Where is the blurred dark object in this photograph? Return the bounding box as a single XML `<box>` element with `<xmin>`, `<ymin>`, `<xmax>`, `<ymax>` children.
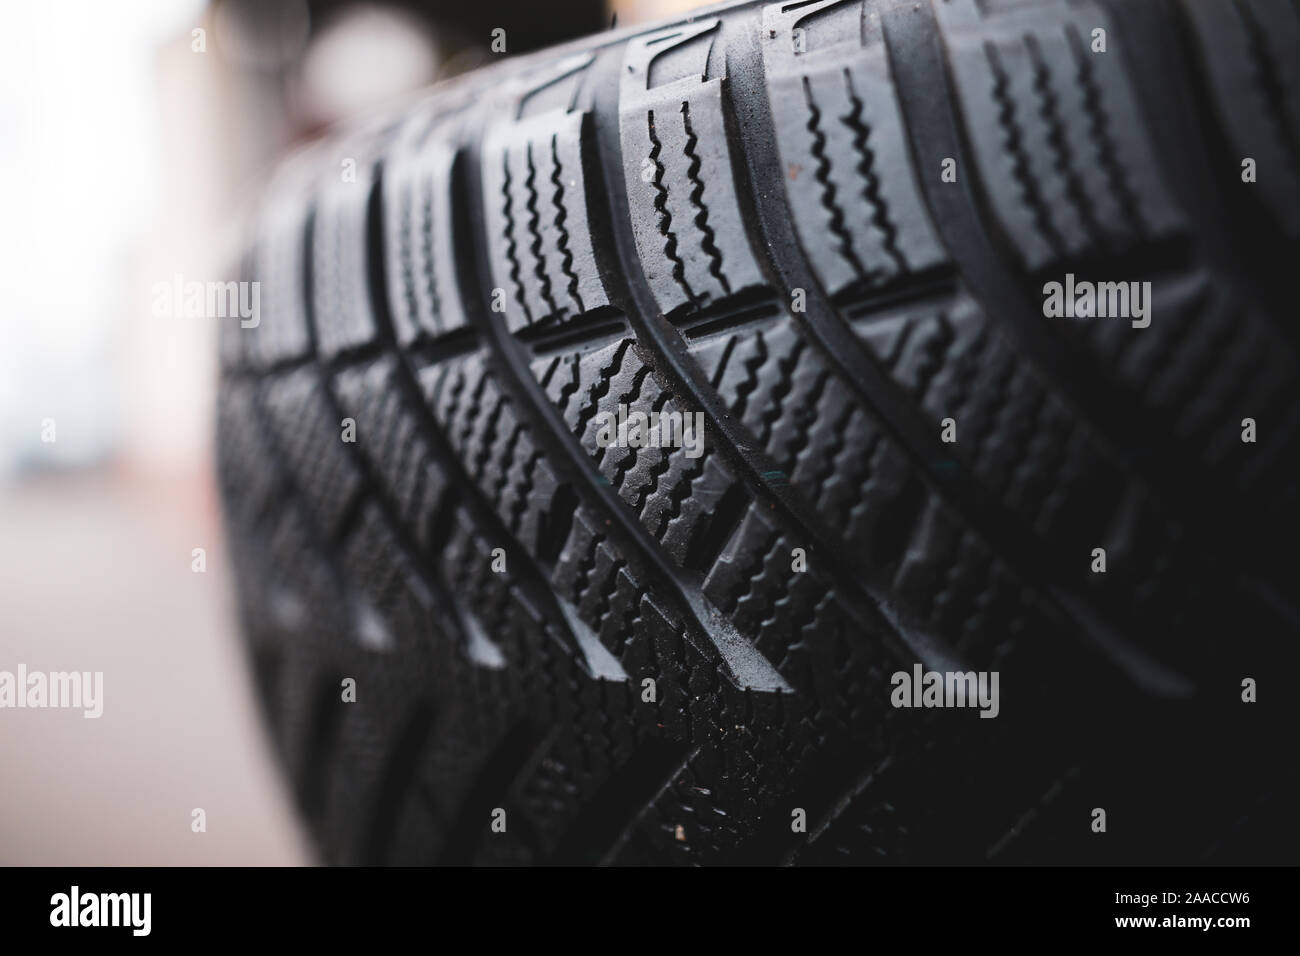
<box><xmin>351</xmin><ymin>0</ymin><xmax>609</xmax><ymax>53</ymax></box>
<box><xmin>216</xmin><ymin>0</ymin><xmax>608</xmax><ymax>65</ymax></box>
<box><xmin>210</xmin><ymin>0</ymin><xmax>609</xmax><ymax>148</ymax></box>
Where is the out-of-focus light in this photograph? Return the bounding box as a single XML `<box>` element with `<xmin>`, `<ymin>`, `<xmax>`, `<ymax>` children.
<box><xmin>297</xmin><ymin>5</ymin><xmax>439</xmax><ymax>129</ymax></box>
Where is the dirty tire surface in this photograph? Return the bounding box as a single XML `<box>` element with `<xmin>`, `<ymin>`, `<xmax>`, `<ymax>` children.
<box><xmin>218</xmin><ymin>0</ymin><xmax>1300</xmax><ymax>865</ymax></box>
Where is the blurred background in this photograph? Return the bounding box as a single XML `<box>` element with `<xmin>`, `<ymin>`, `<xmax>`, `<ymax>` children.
<box><xmin>0</xmin><ymin>0</ymin><xmax>705</xmax><ymax>865</ymax></box>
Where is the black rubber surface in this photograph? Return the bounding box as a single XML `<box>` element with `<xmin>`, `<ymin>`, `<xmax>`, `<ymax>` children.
<box><xmin>217</xmin><ymin>0</ymin><xmax>1300</xmax><ymax>865</ymax></box>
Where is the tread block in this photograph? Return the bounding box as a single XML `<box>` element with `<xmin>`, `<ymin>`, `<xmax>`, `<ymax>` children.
<box><xmin>383</xmin><ymin>129</ymin><xmax>470</xmax><ymax>344</ymax></box>
<box><xmin>246</xmin><ymin>196</ymin><xmax>314</xmax><ymax>367</ymax></box>
<box><xmin>260</xmin><ymin>367</ymin><xmax>365</xmax><ymax>541</ymax></box>
<box><xmin>482</xmin><ymin>109</ymin><xmax>613</xmax><ymax>331</ymax></box>
<box><xmin>338</xmin><ymin>503</ymin><xmax>434</xmax><ymax>653</ymax></box>
<box><xmin>1180</xmin><ymin>0</ymin><xmax>1300</xmax><ymax>237</ymax></box>
<box><xmin>762</xmin><ymin>0</ymin><xmax>950</xmax><ymax>298</ymax></box>
<box><xmin>855</xmin><ymin>294</ymin><xmax>1126</xmax><ymax>545</ymax></box>
<box><xmin>1088</xmin><ymin>274</ymin><xmax>1298</xmax><ymax>508</ymax></box>
<box><xmin>620</xmin><ymin>20</ymin><xmax>766</xmax><ymax>314</ymax></box>
<box><xmin>532</xmin><ymin>338</ymin><xmax>749</xmax><ymax>570</ymax></box>
<box><xmin>311</xmin><ymin>171</ymin><xmax>380</xmax><ymax>357</ymax></box>
<box><xmin>216</xmin><ymin>385</ymin><xmax>287</xmax><ymax>529</ymax></box>
<box><xmin>933</xmin><ymin>0</ymin><xmax>1185</xmax><ymax>270</ymax></box>
<box><xmin>334</xmin><ymin>357</ymin><xmax>453</xmax><ymax>555</ymax></box>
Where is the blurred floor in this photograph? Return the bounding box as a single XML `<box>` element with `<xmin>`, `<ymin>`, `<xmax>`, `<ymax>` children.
<box><xmin>0</xmin><ymin>467</ymin><xmax>310</xmax><ymax>865</ymax></box>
